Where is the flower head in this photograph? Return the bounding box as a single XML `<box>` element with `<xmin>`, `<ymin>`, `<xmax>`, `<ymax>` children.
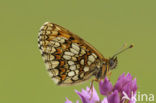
<box><xmin>99</xmin><ymin>77</ymin><xmax>113</xmax><ymax>96</ymax></box>
<box><xmin>66</xmin><ymin>73</ymin><xmax>137</xmax><ymax>103</ymax></box>
<box><xmin>65</xmin><ymin>97</ymin><xmax>79</xmax><ymax>103</ymax></box>
<box><xmin>99</xmin><ymin>73</ymin><xmax>137</xmax><ymax>103</ymax></box>
<box><xmin>65</xmin><ymin>98</ymin><xmax>73</xmax><ymax>103</ymax></box>
<box><xmin>75</xmin><ymin>86</ymin><xmax>100</xmax><ymax>103</ymax></box>
<box><xmin>107</xmin><ymin>90</ymin><xmax>120</xmax><ymax>103</ymax></box>
<box><xmin>114</xmin><ymin>73</ymin><xmax>137</xmax><ymax>98</ymax></box>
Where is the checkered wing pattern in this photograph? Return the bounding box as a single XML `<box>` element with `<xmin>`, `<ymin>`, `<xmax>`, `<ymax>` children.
<box><xmin>38</xmin><ymin>22</ymin><xmax>105</xmax><ymax>86</ymax></box>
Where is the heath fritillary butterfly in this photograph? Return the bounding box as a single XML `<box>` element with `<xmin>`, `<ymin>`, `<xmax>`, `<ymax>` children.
<box><xmin>38</xmin><ymin>22</ymin><xmax>133</xmax><ymax>86</ymax></box>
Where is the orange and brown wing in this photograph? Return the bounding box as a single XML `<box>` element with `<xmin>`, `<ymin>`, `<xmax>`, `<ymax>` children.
<box><xmin>38</xmin><ymin>22</ymin><xmax>104</xmax><ymax>86</ymax></box>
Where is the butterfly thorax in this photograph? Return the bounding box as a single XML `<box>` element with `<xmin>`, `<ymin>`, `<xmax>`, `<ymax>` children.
<box><xmin>95</xmin><ymin>57</ymin><xmax>118</xmax><ymax>80</ymax></box>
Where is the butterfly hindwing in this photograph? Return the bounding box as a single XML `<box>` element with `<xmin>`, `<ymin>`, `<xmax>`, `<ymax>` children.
<box><xmin>38</xmin><ymin>22</ymin><xmax>104</xmax><ymax>86</ymax></box>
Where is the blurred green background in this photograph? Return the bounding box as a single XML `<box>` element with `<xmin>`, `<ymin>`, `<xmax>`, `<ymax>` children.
<box><xmin>0</xmin><ymin>0</ymin><xmax>156</xmax><ymax>103</ymax></box>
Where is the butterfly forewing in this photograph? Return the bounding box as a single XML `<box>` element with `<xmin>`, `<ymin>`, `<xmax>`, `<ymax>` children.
<box><xmin>38</xmin><ymin>22</ymin><xmax>105</xmax><ymax>86</ymax></box>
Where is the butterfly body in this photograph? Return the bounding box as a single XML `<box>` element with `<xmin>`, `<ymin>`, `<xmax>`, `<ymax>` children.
<box><xmin>38</xmin><ymin>22</ymin><xmax>118</xmax><ymax>86</ymax></box>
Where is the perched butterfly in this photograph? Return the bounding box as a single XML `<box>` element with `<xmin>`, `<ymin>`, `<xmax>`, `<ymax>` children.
<box><xmin>38</xmin><ymin>22</ymin><xmax>133</xmax><ymax>86</ymax></box>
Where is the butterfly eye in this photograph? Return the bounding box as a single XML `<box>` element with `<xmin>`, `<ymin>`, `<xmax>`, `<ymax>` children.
<box><xmin>109</xmin><ymin>57</ymin><xmax>117</xmax><ymax>70</ymax></box>
<box><xmin>109</xmin><ymin>60</ymin><xmax>114</xmax><ymax>66</ymax></box>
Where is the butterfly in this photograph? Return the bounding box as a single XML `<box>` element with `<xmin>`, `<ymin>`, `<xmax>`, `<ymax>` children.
<box><xmin>38</xmin><ymin>22</ymin><xmax>133</xmax><ymax>86</ymax></box>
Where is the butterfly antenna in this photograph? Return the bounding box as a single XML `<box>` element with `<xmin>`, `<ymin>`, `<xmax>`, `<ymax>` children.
<box><xmin>112</xmin><ymin>43</ymin><xmax>134</xmax><ymax>58</ymax></box>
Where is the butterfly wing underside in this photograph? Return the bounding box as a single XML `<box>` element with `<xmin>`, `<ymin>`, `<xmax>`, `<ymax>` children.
<box><xmin>38</xmin><ymin>22</ymin><xmax>105</xmax><ymax>86</ymax></box>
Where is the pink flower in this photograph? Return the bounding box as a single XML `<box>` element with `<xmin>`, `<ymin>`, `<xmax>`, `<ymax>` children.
<box><xmin>65</xmin><ymin>73</ymin><xmax>137</xmax><ymax>103</ymax></box>
<box><xmin>75</xmin><ymin>86</ymin><xmax>100</xmax><ymax>103</ymax></box>
<box><xmin>114</xmin><ymin>73</ymin><xmax>137</xmax><ymax>98</ymax></box>
<box><xmin>107</xmin><ymin>90</ymin><xmax>120</xmax><ymax>103</ymax></box>
<box><xmin>65</xmin><ymin>98</ymin><xmax>79</xmax><ymax>103</ymax></box>
<box><xmin>99</xmin><ymin>77</ymin><xmax>113</xmax><ymax>96</ymax></box>
<box><xmin>99</xmin><ymin>73</ymin><xmax>137</xmax><ymax>103</ymax></box>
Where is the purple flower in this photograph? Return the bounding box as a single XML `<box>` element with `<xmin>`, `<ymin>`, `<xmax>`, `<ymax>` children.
<box><xmin>99</xmin><ymin>77</ymin><xmax>113</xmax><ymax>96</ymax></box>
<box><xmin>101</xmin><ymin>98</ymin><xmax>108</xmax><ymax>103</ymax></box>
<box><xmin>75</xmin><ymin>86</ymin><xmax>100</xmax><ymax>103</ymax></box>
<box><xmin>114</xmin><ymin>73</ymin><xmax>137</xmax><ymax>98</ymax></box>
<box><xmin>65</xmin><ymin>98</ymin><xmax>79</xmax><ymax>103</ymax></box>
<box><xmin>99</xmin><ymin>73</ymin><xmax>137</xmax><ymax>103</ymax></box>
<box><xmin>65</xmin><ymin>98</ymin><xmax>72</xmax><ymax>103</ymax></box>
<box><xmin>107</xmin><ymin>90</ymin><xmax>120</xmax><ymax>103</ymax></box>
<box><xmin>66</xmin><ymin>73</ymin><xmax>137</xmax><ymax>103</ymax></box>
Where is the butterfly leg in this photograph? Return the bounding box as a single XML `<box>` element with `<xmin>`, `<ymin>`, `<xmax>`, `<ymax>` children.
<box><xmin>89</xmin><ymin>78</ymin><xmax>98</xmax><ymax>100</ymax></box>
<box><xmin>89</xmin><ymin>78</ymin><xmax>98</xmax><ymax>92</ymax></box>
<box><xmin>107</xmin><ymin>71</ymin><xmax>112</xmax><ymax>80</ymax></box>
